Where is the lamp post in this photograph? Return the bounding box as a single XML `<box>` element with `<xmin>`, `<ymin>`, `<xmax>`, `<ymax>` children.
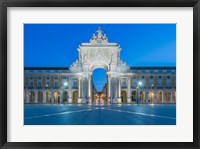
<box><xmin>62</xmin><ymin>82</ymin><xmax>67</xmax><ymax>104</ymax></box>
<box><xmin>151</xmin><ymin>84</ymin><xmax>154</xmax><ymax>90</ymax></box>
<box><xmin>136</xmin><ymin>81</ymin><xmax>142</xmax><ymax>105</ymax></box>
<box><xmin>151</xmin><ymin>92</ymin><xmax>154</xmax><ymax>104</ymax></box>
<box><xmin>151</xmin><ymin>84</ymin><xmax>154</xmax><ymax>104</ymax></box>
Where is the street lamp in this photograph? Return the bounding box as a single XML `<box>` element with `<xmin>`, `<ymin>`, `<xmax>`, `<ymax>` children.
<box><xmin>62</xmin><ymin>82</ymin><xmax>68</xmax><ymax>104</ymax></box>
<box><xmin>151</xmin><ymin>84</ymin><xmax>154</xmax><ymax>89</ymax></box>
<box><xmin>150</xmin><ymin>84</ymin><xmax>154</xmax><ymax>104</ymax></box>
<box><xmin>136</xmin><ymin>81</ymin><xmax>142</xmax><ymax>105</ymax></box>
<box><xmin>151</xmin><ymin>93</ymin><xmax>154</xmax><ymax>104</ymax></box>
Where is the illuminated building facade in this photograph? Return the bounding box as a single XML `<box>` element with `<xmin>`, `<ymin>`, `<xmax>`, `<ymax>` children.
<box><xmin>24</xmin><ymin>28</ymin><xmax>176</xmax><ymax>104</ymax></box>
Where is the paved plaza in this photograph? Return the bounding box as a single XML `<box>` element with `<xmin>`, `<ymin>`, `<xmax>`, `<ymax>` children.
<box><xmin>24</xmin><ymin>104</ymin><xmax>176</xmax><ymax>125</ymax></box>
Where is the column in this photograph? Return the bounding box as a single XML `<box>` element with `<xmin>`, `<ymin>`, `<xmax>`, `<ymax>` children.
<box><xmin>162</xmin><ymin>92</ymin><xmax>165</xmax><ymax>103</ymax></box>
<box><xmin>82</xmin><ymin>77</ymin><xmax>87</xmax><ymax>103</ymax></box>
<box><xmin>88</xmin><ymin>74</ymin><xmax>92</xmax><ymax>103</ymax></box>
<box><xmin>117</xmin><ymin>77</ymin><xmax>122</xmax><ymax>103</ymax></box>
<box><xmin>51</xmin><ymin>92</ymin><xmax>54</xmax><ymax>104</ymax></box>
<box><xmin>137</xmin><ymin>90</ymin><xmax>140</xmax><ymax>104</ymax></box>
<box><xmin>127</xmin><ymin>77</ymin><xmax>131</xmax><ymax>103</ymax></box>
<box><xmin>26</xmin><ymin>91</ymin><xmax>30</xmax><ymax>103</ymax></box>
<box><xmin>172</xmin><ymin>92</ymin><xmax>175</xmax><ymax>103</ymax></box>
<box><xmin>107</xmin><ymin>74</ymin><xmax>111</xmax><ymax>103</ymax></box>
<box><xmin>43</xmin><ymin>91</ymin><xmax>46</xmax><ymax>103</ymax></box>
<box><xmin>68</xmin><ymin>78</ymin><xmax>72</xmax><ymax>103</ymax></box>
<box><xmin>170</xmin><ymin>92</ymin><xmax>173</xmax><ymax>103</ymax></box>
<box><xmin>145</xmin><ymin>92</ymin><xmax>148</xmax><ymax>104</ymax></box>
<box><xmin>115</xmin><ymin>79</ymin><xmax>118</xmax><ymax>101</ymax></box>
<box><xmin>60</xmin><ymin>92</ymin><xmax>63</xmax><ymax>104</ymax></box>
<box><xmin>110</xmin><ymin>78</ymin><xmax>113</xmax><ymax>103</ymax></box>
<box><xmin>154</xmin><ymin>92</ymin><xmax>157</xmax><ymax>104</ymax></box>
<box><xmin>78</xmin><ymin>78</ymin><xmax>82</xmax><ymax>103</ymax></box>
<box><xmin>34</xmin><ymin>91</ymin><xmax>38</xmax><ymax>103</ymax></box>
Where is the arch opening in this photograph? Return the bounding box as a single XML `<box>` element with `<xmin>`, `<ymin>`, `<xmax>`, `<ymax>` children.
<box><xmin>38</xmin><ymin>91</ymin><xmax>43</xmax><ymax>104</ymax></box>
<box><xmin>92</xmin><ymin>68</ymin><xmax>107</xmax><ymax>104</ymax></box>
<box><xmin>121</xmin><ymin>91</ymin><xmax>127</xmax><ymax>103</ymax></box>
<box><xmin>140</xmin><ymin>91</ymin><xmax>145</xmax><ymax>104</ymax></box>
<box><xmin>54</xmin><ymin>91</ymin><xmax>60</xmax><ymax>104</ymax></box>
<box><xmin>72</xmin><ymin>90</ymin><xmax>78</xmax><ymax>103</ymax></box>
<box><xmin>132</xmin><ymin>90</ymin><xmax>137</xmax><ymax>103</ymax></box>
<box><xmin>165</xmin><ymin>91</ymin><xmax>172</xmax><ymax>103</ymax></box>
<box><xmin>46</xmin><ymin>91</ymin><xmax>51</xmax><ymax>104</ymax></box>
<box><xmin>29</xmin><ymin>91</ymin><xmax>35</xmax><ymax>104</ymax></box>
<box><xmin>157</xmin><ymin>91</ymin><xmax>163</xmax><ymax>103</ymax></box>
<box><xmin>148</xmin><ymin>90</ymin><xmax>154</xmax><ymax>104</ymax></box>
<box><xmin>63</xmin><ymin>91</ymin><xmax>68</xmax><ymax>103</ymax></box>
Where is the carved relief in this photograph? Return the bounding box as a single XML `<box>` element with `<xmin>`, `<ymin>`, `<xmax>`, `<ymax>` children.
<box><xmin>83</xmin><ymin>53</ymin><xmax>88</xmax><ymax>64</ymax></box>
<box><xmin>97</xmin><ymin>49</ymin><xmax>102</xmax><ymax>60</ymax></box>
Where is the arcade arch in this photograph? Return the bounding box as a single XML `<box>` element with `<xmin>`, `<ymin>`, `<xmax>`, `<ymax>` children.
<box><xmin>121</xmin><ymin>91</ymin><xmax>127</xmax><ymax>103</ymax></box>
<box><xmin>148</xmin><ymin>90</ymin><xmax>154</xmax><ymax>104</ymax></box>
<box><xmin>72</xmin><ymin>90</ymin><xmax>78</xmax><ymax>103</ymax></box>
<box><xmin>140</xmin><ymin>91</ymin><xmax>145</xmax><ymax>103</ymax></box>
<box><xmin>157</xmin><ymin>90</ymin><xmax>163</xmax><ymax>103</ymax></box>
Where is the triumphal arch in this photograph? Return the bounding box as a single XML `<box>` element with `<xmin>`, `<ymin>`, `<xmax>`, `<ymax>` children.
<box><xmin>24</xmin><ymin>27</ymin><xmax>176</xmax><ymax>104</ymax></box>
<box><xmin>69</xmin><ymin>27</ymin><xmax>131</xmax><ymax>104</ymax></box>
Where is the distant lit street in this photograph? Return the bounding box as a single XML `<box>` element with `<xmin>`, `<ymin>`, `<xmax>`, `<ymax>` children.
<box><xmin>24</xmin><ymin>104</ymin><xmax>176</xmax><ymax>125</ymax></box>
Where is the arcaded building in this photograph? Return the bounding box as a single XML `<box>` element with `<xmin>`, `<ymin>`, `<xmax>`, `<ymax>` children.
<box><xmin>24</xmin><ymin>28</ymin><xmax>176</xmax><ymax>104</ymax></box>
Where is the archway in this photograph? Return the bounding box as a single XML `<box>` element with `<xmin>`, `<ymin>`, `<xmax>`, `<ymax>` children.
<box><xmin>29</xmin><ymin>91</ymin><xmax>35</xmax><ymax>103</ymax></box>
<box><xmin>148</xmin><ymin>90</ymin><xmax>154</xmax><ymax>104</ymax></box>
<box><xmin>24</xmin><ymin>91</ymin><xmax>26</xmax><ymax>103</ymax></box>
<box><xmin>92</xmin><ymin>68</ymin><xmax>107</xmax><ymax>104</ymax></box>
<box><xmin>174</xmin><ymin>91</ymin><xmax>176</xmax><ymax>103</ymax></box>
<box><xmin>38</xmin><ymin>91</ymin><xmax>43</xmax><ymax>104</ymax></box>
<box><xmin>46</xmin><ymin>91</ymin><xmax>51</xmax><ymax>104</ymax></box>
<box><xmin>140</xmin><ymin>91</ymin><xmax>145</xmax><ymax>103</ymax></box>
<box><xmin>54</xmin><ymin>91</ymin><xmax>60</xmax><ymax>104</ymax></box>
<box><xmin>165</xmin><ymin>91</ymin><xmax>172</xmax><ymax>103</ymax></box>
<box><xmin>121</xmin><ymin>91</ymin><xmax>127</xmax><ymax>103</ymax></box>
<box><xmin>157</xmin><ymin>90</ymin><xmax>163</xmax><ymax>103</ymax></box>
<box><xmin>62</xmin><ymin>91</ymin><xmax>68</xmax><ymax>103</ymax></box>
<box><xmin>72</xmin><ymin>90</ymin><xmax>78</xmax><ymax>103</ymax></box>
<box><xmin>132</xmin><ymin>90</ymin><xmax>137</xmax><ymax>103</ymax></box>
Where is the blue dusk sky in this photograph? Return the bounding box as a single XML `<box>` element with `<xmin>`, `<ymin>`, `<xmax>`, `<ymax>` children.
<box><xmin>24</xmin><ymin>24</ymin><xmax>176</xmax><ymax>91</ymax></box>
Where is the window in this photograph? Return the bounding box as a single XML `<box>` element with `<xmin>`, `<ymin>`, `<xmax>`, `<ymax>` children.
<box><xmin>121</xmin><ymin>79</ymin><xmax>126</xmax><ymax>88</ymax></box>
<box><xmin>46</xmin><ymin>76</ymin><xmax>50</xmax><ymax>80</ymax></box>
<box><xmin>133</xmin><ymin>76</ymin><xmax>136</xmax><ymax>79</ymax></box>
<box><xmin>158</xmin><ymin>80</ymin><xmax>162</xmax><ymax>87</ymax></box>
<box><xmin>167</xmin><ymin>76</ymin><xmax>171</xmax><ymax>79</ymax></box>
<box><xmin>62</xmin><ymin>76</ymin><xmax>67</xmax><ymax>79</ymax></box>
<box><xmin>159</xmin><ymin>76</ymin><xmax>162</xmax><ymax>79</ymax></box>
<box><xmin>38</xmin><ymin>76</ymin><xmax>41</xmax><ymax>80</ymax></box>
<box><xmin>46</xmin><ymin>82</ymin><xmax>50</xmax><ymax>87</ymax></box>
<box><xmin>38</xmin><ymin>82</ymin><xmax>42</xmax><ymax>87</ymax></box>
<box><xmin>30</xmin><ymin>82</ymin><xmax>33</xmax><ymax>87</ymax></box>
<box><xmin>73</xmin><ymin>80</ymin><xmax>78</xmax><ymax>88</ymax></box>
<box><xmin>133</xmin><ymin>81</ymin><xmax>137</xmax><ymax>87</ymax></box>
<box><xmin>142</xmin><ymin>76</ymin><xmax>145</xmax><ymax>79</ymax></box>
<box><xmin>55</xmin><ymin>76</ymin><xmax>58</xmax><ymax>80</ymax></box>
<box><xmin>55</xmin><ymin>82</ymin><xmax>58</xmax><ymax>88</ymax></box>
<box><xmin>150</xmin><ymin>76</ymin><xmax>153</xmax><ymax>79</ymax></box>
<box><xmin>30</xmin><ymin>76</ymin><xmax>33</xmax><ymax>80</ymax></box>
<box><xmin>166</xmin><ymin>80</ymin><xmax>171</xmax><ymax>87</ymax></box>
